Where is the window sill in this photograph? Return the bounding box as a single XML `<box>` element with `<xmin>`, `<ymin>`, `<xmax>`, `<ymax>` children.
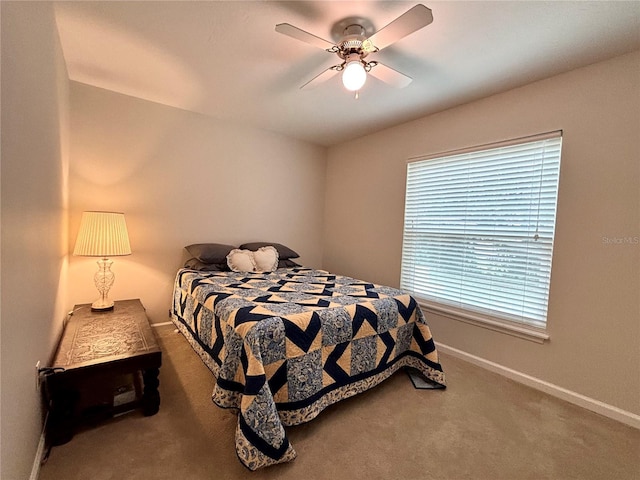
<box><xmin>418</xmin><ymin>301</ymin><xmax>550</xmax><ymax>344</ymax></box>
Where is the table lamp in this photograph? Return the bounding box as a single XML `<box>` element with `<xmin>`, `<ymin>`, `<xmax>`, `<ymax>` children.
<box><xmin>73</xmin><ymin>211</ymin><xmax>132</xmax><ymax>311</ymax></box>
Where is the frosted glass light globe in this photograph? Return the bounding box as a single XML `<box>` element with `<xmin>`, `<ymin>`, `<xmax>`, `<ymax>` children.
<box><xmin>342</xmin><ymin>61</ymin><xmax>367</xmax><ymax>91</ymax></box>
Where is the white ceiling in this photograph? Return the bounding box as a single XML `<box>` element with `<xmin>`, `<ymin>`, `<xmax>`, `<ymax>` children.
<box><xmin>54</xmin><ymin>1</ymin><xmax>640</xmax><ymax>147</ymax></box>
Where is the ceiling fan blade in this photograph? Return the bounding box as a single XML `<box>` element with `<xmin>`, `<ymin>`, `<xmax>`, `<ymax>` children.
<box><xmin>300</xmin><ymin>66</ymin><xmax>339</xmax><ymax>90</ymax></box>
<box><xmin>275</xmin><ymin>23</ymin><xmax>336</xmax><ymax>51</ymax></box>
<box><xmin>368</xmin><ymin>62</ymin><xmax>412</xmax><ymax>88</ymax></box>
<box><xmin>365</xmin><ymin>4</ymin><xmax>433</xmax><ymax>51</ymax></box>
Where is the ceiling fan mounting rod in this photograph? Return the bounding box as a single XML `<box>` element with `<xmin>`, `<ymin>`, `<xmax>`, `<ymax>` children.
<box><xmin>343</xmin><ymin>23</ymin><xmax>366</xmax><ymax>37</ymax></box>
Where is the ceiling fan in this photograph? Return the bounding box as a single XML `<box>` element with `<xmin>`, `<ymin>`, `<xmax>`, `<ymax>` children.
<box><xmin>275</xmin><ymin>4</ymin><xmax>433</xmax><ymax>96</ymax></box>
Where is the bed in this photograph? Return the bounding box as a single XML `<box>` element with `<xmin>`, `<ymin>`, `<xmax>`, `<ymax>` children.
<box><xmin>171</xmin><ymin>244</ymin><xmax>446</xmax><ymax>470</ymax></box>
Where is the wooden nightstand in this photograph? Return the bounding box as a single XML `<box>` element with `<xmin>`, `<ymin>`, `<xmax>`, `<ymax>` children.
<box><xmin>45</xmin><ymin>299</ymin><xmax>162</xmax><ymax>445</ymax></box>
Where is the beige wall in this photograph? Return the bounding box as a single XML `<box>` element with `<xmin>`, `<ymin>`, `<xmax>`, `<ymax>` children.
<box><xmin>68</xmin><ymin>83</ymin><xmax>326</xmax><ymax>324</ymax></box>
<box><xmin>0</xmin><ymin>2</ymin><xmax>70</xmax><ymax>478</ymax></box>
<box><xmin>324</xmin><ymin>51</ymin><xmax>640</xmax><ymax>415</ymax></box>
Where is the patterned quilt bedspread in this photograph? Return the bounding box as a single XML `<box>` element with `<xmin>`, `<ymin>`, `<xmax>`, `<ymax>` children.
<box><xmin>171</xmin><ymin>267</ymin><xmax>446</xmax><ymax>470</ymax></box>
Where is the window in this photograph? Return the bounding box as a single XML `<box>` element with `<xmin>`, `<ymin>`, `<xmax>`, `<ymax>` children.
<box><xmin>401</xmin><ymin>131</ymin><xmax>562</xmax><ymax>333</ymax></box>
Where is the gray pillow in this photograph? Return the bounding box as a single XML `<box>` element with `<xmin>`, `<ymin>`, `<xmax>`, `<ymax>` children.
<box><xmin>184</xmin><ymin>243</ymin><xmax>237</xmax><ymax>264</ymax></box>
<box><xmin>278</xmin><ymin>259</ymin><xmax>301</xmax><ymax>268</ymax></box>
<box><xmin>184</xmin><ymin>257</ymin><xmax>230</xmax><ymax>271</ymax></box>
<box><xmin>239</xmin><ymin>242</ymin><xmax>299</xmax><ymax>259</ymax></box>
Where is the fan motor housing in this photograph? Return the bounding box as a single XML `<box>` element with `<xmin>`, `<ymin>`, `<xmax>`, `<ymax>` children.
<box><xmin>331</xmin><ymin>16</ymin><xmax>375</xmax><ymax>61</ymax></box>
<box><xmin>337</xmin><ymin>26</ymin><xmax>369</xmax><ymax>60</ymax></box>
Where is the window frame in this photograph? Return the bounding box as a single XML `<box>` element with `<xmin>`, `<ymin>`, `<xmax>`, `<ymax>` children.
<box><xmin>401</xmin><ymin>131</ymin><xmax>562</xmax><ymax>342</ymax></box>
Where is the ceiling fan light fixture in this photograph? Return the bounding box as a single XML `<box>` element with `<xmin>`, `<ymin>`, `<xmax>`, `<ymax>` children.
<box><xmin>342</xmin><ymin>59</ymin><xmax>367</xmax><ymax>91</ymax></box>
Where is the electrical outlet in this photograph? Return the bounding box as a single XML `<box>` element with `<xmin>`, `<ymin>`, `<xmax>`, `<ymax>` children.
<box><xmin>35</xmin><ymin>361</ymin><xmax>41</xmax><ymax>391</ymax></box>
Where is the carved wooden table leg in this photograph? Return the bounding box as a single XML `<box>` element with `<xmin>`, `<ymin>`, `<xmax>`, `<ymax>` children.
<box><xmin>142</xmin><ymin>367</ymin><xmax>160</xmax><ymax>416</ymax></box>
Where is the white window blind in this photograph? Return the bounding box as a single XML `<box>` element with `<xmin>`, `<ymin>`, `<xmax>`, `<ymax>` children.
<box><xmin>401</xmin><ymin>132</ymin><xmax>562</xmax><ymax>329</ymax></box>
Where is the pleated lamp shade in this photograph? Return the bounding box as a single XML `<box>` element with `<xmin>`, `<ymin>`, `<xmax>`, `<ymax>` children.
<box><xmin>73</xmin><ymin>211</ymin><xmax>132</xmax><ymax>257</ymax></box>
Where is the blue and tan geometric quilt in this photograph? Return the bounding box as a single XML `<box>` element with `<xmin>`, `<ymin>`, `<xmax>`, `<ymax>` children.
<box><xmin>171</xmin><ymin>267</ymin><xmax>446</xmax><ymax>470</ymax></box>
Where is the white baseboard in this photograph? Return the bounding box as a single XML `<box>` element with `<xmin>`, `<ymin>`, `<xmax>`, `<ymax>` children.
<box><xmin>151</xmin><ymin>321</ymin><xmax>173</xmax><ymax>328</ymax></box>
<box><xmin>436</xmin><ymin>342</ymin><xmax>640</xmax><ymax>430</ymax></box>
<box><xmin>29</xmin><ymin>416</ymin><xmax>47</xmax><ymax>480</ymax></box>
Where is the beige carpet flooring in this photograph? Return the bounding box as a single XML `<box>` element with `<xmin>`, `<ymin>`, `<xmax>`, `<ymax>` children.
<box><xmin>39</xmin><ymin>325</ymin><xmax>639</xmax><ymax>480</ymax></box>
